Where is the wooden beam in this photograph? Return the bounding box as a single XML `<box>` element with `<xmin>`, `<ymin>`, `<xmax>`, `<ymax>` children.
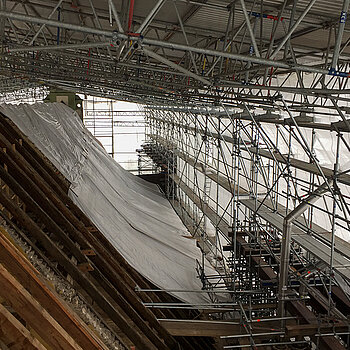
<box><xmin>0</xmin><ymin>161</ymin><xmax>92</xmax><ymax>263</ymax></box>
<box><xmin>0</xmin><ymin>229</ymin><xmax>109</xmax><ymax>350</ymax></box>
<box><xmin>288</xmin><ymin>301</ymin><xmax>347</xmax><ymax>350</ymax></box>
<box><xmin>160</xmin><ymin>319</ymin><xmax>241</xmax><ymax>337</ymax></box>
<box><xmin>0</xmin><ymin>188</ymin><xmax>156</xmax><ymax>350</ymax></box>
<box><xmin>159</xmin><ymin>319</ymin><xmax>285</xmax><ymax>337</ymax></box>
<box><xmin>0</xmin><ymin>263</ymin><xmax>83</xmax><ymax>350</ymax></box>
<box><xmin>0</xmin><ymin>152</ymin><xmax>177</xmax><ymax>350</ymax></box>
<box><xmin>0</xmin><ymin>303</ymin><xmax>47</xmax><ymax>350</ymax></box>
<box><xmin>286</xmin><ymin>323</ymin><xmax>349</xmax><ymax>337</ymax></box>
<box><xmin>0</xmin><ymin>155</ymin><xmax>170</xmax><ymax>350</ymax></box>
<box><xmin>0</xmin><ymin>116</ymin><xmax>69</xmax><ymax>193</ymax></box>
<box><xmin>0</xmin><ymin>128</ymin><xmax>180</xmax><ymax>349</ymax></box>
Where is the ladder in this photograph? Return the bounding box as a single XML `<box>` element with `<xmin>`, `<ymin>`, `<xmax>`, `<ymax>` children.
<box><xmin>199</xmin><ymin>136</ymin><xmax>213</xmax><ymax>237</ymax></box>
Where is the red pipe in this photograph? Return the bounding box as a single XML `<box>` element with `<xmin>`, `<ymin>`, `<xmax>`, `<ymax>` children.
<box><xmin>128</xmin><ymin>0</ymin><xmax>135</xmax><ymax>33</ymax></box>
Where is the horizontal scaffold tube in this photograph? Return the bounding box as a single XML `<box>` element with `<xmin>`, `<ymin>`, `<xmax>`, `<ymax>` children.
<box><xmin>0</xmin><ymin>11</ymin><xmax>348</xmax><ymax>78</ymax></box>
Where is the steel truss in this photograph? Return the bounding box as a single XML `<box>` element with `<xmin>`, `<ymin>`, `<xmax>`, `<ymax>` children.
<box><xmin>1</xmin><ymin>0</ymin><xmax>350</xmax><ymax>103</ymax></box>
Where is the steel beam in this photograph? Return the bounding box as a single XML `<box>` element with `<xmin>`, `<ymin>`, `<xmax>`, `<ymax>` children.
<box><xmin>28</xmin><ymin>0</ymin><xmax>63</xmax><ymax>45</ymax></box>
<box><xmin>331</xmin><ymin>0</ymin><xmax>350</xmax><ymax>69</ymax></box>
<box><xmin>270</xmin><ymin>0</ymin><xmax>317</xmax><ymax>60</ymax></box>
<box><xmin>278</xmin><ymin>181</ymin><xmax>333</xmax><ymax>323</ymax></box>
<box><xmin>108</xmin><ymin>0</ymin><xmax>124</xmax><ymax>33</ymax></box>
<box><xmin>0</xmin><ymin>11</ymin><xmax>348</xmax><ymax>77</ymax></box>
<box><xmin>143</xmin><ymin>47</ymin><xmax>211</xmax><ymax>85</ymax></box>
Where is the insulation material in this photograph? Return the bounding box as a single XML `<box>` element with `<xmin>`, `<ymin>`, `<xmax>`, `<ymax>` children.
<box><xmin>0</xmin><ymin>102</ymin><xmax>213</xmax><ymax>304</ymax></box>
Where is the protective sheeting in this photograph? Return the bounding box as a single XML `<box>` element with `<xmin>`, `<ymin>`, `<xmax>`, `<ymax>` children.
<box><xmin>0</xmin><ymin>102</ymin><xmax>212</xmax><ymax>304</ymax></box>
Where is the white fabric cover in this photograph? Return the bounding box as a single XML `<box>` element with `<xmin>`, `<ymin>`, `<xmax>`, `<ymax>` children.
<box><xmin>0</xmin><ymin>102</ymin><xmax>211</xmax><ymax>304</ymax></box>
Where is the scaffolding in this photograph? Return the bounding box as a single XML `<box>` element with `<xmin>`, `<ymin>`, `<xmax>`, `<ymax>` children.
<box><xmin>82</xmin><ymin>97</ymin><xmax>151</xmax><ymax>173</ymax></box>
<box><xmin>2</xmin><ymin>0</ymin><xmax>350</xmax><ymax>347</ymax></box>
<box><xmin>141</xmin><ymin>95</ymin><xmax>350</xmax><ymax>348</ymax></box>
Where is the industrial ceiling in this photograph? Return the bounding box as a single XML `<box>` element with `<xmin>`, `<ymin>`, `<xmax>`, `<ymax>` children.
<box><xmin>0</xmin><ymin>0</ymin><xmax>349</xmax><ymax>108</ymax></box>
<box><xmin>1</xmin><ymin>1</ymin><xmax>350</xmax><ymax>349</ymax></box>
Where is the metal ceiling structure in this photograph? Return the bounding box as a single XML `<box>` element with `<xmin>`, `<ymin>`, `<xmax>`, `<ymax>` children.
<box><xmin>1</xmin><ymin>0</ymin><xmax>350</xmax><ymax>349</ymax></box>
<box><xmin>1</xmin><ymin>0</ymin><xmax>350</xmax><ymax>103</ymax></box>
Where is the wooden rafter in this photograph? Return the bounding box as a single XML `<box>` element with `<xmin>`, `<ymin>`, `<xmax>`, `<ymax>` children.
<box><xmin>0</xmin><ymin>303</ymin><xmax>47</xmax><ymax>350</ymax></box>
<box><xmin>0</xmin><ymin>263</ymin><xmax>83</xmax><ymax>350</ymax></box>
<box><xmin>0</xmin><ymin>229</ymin><xmax>109</xmax><ymax>350</ymax></box>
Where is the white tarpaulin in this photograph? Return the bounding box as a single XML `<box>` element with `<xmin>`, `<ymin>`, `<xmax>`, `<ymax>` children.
<box><xmin>0</xmin><ymin>102</ymin><xmax>212</xmax><ymax>304</ymax></box>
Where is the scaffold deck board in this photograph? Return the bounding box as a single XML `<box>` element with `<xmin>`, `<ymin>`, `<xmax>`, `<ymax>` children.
<box><xmin>292</xmin><ymin>234</ymin><xmax>350</xmax><ymax>281</ymax></box>
<box><xmin>170</xmin><ymin>174</ymin><xmax>230</xmax><ymax>236</ymax></box>
<box><xmin>240</xmin><ymin>198</ymin><xmax>310</xmax><ymax>235</ymax></box>
<box><xmin>250</xmin><ymin>147</ymin><xmax>350</xmax><ymax>187</ymax></box>
<box><xmin>240</xmin><ymin>198</ymin><xmax>350</xmax><ymax>280</ymax></box>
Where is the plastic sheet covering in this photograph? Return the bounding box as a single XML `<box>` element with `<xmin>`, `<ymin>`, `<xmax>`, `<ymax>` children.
<box><xmin>0</xmin><ymin>102</ymin><xmax>214</xmax><ymax>304</ymax></box>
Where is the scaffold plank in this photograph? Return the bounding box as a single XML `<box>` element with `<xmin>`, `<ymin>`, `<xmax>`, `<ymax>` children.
<box><xmin>240</xmin><ymin>198</ymin><xmax>350</xmax><ymax>281</ymax></box>
<box><xmin>250</xmin><ymin>147</ymin><xmax>350</xmax><ymax>186</ymax></box>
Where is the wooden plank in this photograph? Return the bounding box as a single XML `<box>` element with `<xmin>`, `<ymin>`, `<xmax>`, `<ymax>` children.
<box><xmin>0</xmin><ymin>303</ymin><xmax>47</xmax><ymax>350</ymax></box>
<box><xmin>0</xmin><ymin>143</ymin><xmax>91</xmax><ymax>251</ymax></box>
<box><xmin>0</xmin><ymin>151</ymin><xmax>175</xmax><ymax>350</ymax></box>
<box><xmin>0</xmin><ymin>189</ymin><xmax>156</xmax><ymax>350</ymax></box>
<box><xmin>0</xmin><ymin>263</ymin><xmax>83</xmax><ymax>350</ymax></box>
<box><xmin>0</xmin><ymin>161</ymin><xmax>91</xmax><ymax>263</ymax></box>
<box><xmin>286</xmin><ymin>323</ymin><xmax>349</xmax><ymax>337</ymax></box>
<box><xmin>0</xmin><ymin>116</ymin><xmax>69</xmax><ymax>192</ymax></box>
<box><xmin>159</xmin><ymin>319</ymin><xmax>241</xmax><ymax>337</ymax></box>
<box><xmin>159</xmin><ymin>319</ymin><xmax>286</xmax><ymax>338</ymax></box>
<box><xmin>0</xmin><ymin>230</ymin><xmax>109</xmax><ymax>350</ymax></box>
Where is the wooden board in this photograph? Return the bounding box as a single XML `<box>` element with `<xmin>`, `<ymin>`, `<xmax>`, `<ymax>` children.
<box><xmin>0</xmin><ymin>263</ymin><xmax>83</xmax><ymax>350</ymax></box>
<box><xmin>0</xmin><ymin>230</ymin><xmax>108</xmax><ymax>350</ymax></box>
<box><xmin>0</xmin><ymin>303</ymin><xmax>47</xmax><ymax>350</ymax></box>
